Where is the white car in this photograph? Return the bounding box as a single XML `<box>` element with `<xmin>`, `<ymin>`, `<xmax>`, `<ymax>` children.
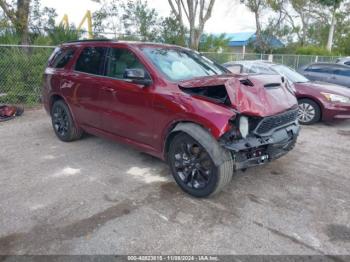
<box><xmin>336</xmin><ymin>57</ymin><xmax>350</xmax><ymax>66</ymax></box>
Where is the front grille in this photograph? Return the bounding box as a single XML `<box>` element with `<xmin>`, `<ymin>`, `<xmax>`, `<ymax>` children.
<box><xmin>255</xmin><ymin>109</ymin><xmax>298</xmax><ymax>135</ymax></box>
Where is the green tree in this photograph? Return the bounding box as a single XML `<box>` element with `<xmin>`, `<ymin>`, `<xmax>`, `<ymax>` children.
<box><xmin>243</xmin><ymin>0</ymin><xmax>268</xmax><ymax>51</ymax></box>
<box><xmin>317</xmin><ymin>0</ymin><xmax>344</xmax><ymax>51</ymax></box>
<box><xmin>29</xmin><ymin>0</ymin><xmax>57</xmax><ymax>34</ymax></box>
<box><xmin>0</xmin><ymin>0</ymin><xmax>31</xmax><ymax>45</ymax></box>
<box><xmin>122</xmin><ymin>0</ymin><xmax>161</xmax><ymax>41</ymax></box>
<box><xmin>46</xmin><ymin>25</ymin><xmax>82</xmax><ymax>45</ymax></box>
<box><xmin>160</xmin><ymin>15</ymin><xmax>187</xmax><ymax>46</ymax></box>
<box><xmin>92</xmin><ymin>0</ymin><xmax>122</xmax><ymax>38</ymax></box>
<box><xmin>199</xmin><ymin>33</ymin><xmax>230</xmax><ymax>52</ymax></box>
<box><xmin>168</xmin><ymin>0</ymin><xmax>216</xmax><ymax>50</ymax></box>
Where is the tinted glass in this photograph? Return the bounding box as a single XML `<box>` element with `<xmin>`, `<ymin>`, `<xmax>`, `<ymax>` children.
<box><xmin>334</xmin><ymin>69</ymin><xmax>350</xmax><ymax>77</ymax></box>
<box><xmin>142</xmin><ymin>48</ymin><xmax>227</xmax><ymax>81</ymax></box>
<box><xmin>50</xmin><ymin>48</ymin><xmax>75</xmax><ymax>68</ymax></box>
<box><xmin>75</xmin><ymin>47</ymin><xmax>107</xmax><ymax>75</ymax></box>
<box><xmin>345</xmin><ymin>61</ymin><xmax>350</xmax><ymax>66</ymax></box>
<box><xmin>305</xmin><ymin>65</ymin><xmax>334</xmax><ymax>74</ymax></box>
<box><xmin>105</xmin><ymin>48</ymin><xmax>146</xmax><ymax>79</ymax></box>
<box><xmin>250</xmin><ymin>65</ymin><xmax>276</xmax><ymax>74</ymax></box>
<box><xmin>237</xmin><ymin>62</ymin><xmax>276</xmax><ymax>75</ymax></box>
<box><xmin>272</xmin><ymin>65</ymin><xmax>309</xmax><ymax>83</ymax></box>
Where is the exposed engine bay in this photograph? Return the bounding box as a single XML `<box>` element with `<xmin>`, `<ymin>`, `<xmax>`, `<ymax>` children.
<box><xmin>180</xmin><ymin>85</ymin><xmax>230</xmax><ymax>105</ymax></box>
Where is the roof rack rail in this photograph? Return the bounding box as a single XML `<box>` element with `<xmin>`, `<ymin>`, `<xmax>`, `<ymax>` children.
<box><xmin>64</xmin><ymin>39</ymin><xmax>116</xmax><ymax>44</ymax></box>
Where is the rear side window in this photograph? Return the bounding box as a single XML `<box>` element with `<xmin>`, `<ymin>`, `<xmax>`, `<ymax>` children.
<box><xmin>305</xmin><ymin>65</ymin><xmax>334</xmax><ymax>74</ymax></box>
<box><xmin>334</xmin><ymin>69</ymin><xmax>350</xmax><ymax>77</ymax></box>
<box><xmin>226</xmin><ymin>65</ymin><xmax>242</xmax><ymax>74</ymax></box>
<box><xmin>50</xmin><ymin>48</ymin><xmax>75</xmax><ymax>69</ymax></box>
<box><xmin>345</xmin><ymin>61</ymin><xmax>350</xmax><ymax>66</ymax></box>
<box><xmin>75</xmin><ymin>47</ymin><xmax>108</xmax><ymax>75</ymax></box>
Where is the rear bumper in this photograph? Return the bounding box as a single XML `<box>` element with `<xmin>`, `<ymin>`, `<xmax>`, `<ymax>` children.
<box><xmin>322</xmin><ymin>103</ymin><xmax>350</xmax><ymax>122</ymax></box>
<box><xmin>221</xmin><ymin>122</ymin><xmax>300</xmax><ymax>170</ymax></box>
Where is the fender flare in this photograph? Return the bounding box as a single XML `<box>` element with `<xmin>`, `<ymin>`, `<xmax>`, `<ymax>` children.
<box><xmin>49</xmin><ymin>94</ymin><xmax>80</xmax><ymax>129</ymax></box>
<box><xmin>170</xmin><ymin>123</ymin><xmax>231</xmax><ymax>166</ymax></box>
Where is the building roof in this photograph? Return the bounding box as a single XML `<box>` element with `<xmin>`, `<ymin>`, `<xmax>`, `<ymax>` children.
<box><xmin>212</xmin><ymin>32</ymin><xmax>283</xmax><ymax>48</ymax></box>
<box><xmin>224</xmin><ymin>32</ymin><xmax>256</xmax><ymax>42</ymax></box>
<box><xmin>212</xmin><ymin>32</ymin><xmax>255</xmax><ymax>47</ymax></box>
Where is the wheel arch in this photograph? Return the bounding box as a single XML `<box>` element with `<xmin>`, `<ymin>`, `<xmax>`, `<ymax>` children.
<box><xmin>163</xmin><ymin>121</ymin><xmax>231</xmax><ymax>166</ymax></box>
<box><xmin>297</xmin><ymin>96</ymin><xmax>323</xmax><ymax>119</ymax></box>
<box><xmin>49</xmin><ymin>94</ymin><xmax>80</xmax><ymax>129</ymax></box>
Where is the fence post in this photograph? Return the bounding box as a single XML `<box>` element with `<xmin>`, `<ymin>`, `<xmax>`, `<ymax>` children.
<box><xmin>315</xmin><ymin>56</ymin><xmax>318</xmax><ymax>63</ymax></box>
<box><xmin>296</xmin><ymin>55</ymin><xmax>300</xmax><ymax>69</ymax></box>
<box><xmin>268</xmin><ymin>54</ymin><xmax>273</xmax><ymax>62</ymax></box>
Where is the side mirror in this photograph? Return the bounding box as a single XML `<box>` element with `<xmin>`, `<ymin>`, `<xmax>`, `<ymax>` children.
<box><xmin>124</xmin><ymin>69</ymin><xmax>152</xmax><ymax>86</ymax></box>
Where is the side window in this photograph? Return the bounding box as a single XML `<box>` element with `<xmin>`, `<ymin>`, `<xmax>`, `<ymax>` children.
<box><xmin>306</xmin><ymin>65</ymin><xmax>333</xmax><ymax>74</ymax></box>
<box><xmin>50</xmin><ymin>48</ymin><xmax>75</xmax><ymax>69</ymax></box>
<box><xmin>75</xmin><ymin>47</ymin><xmax>107</xmax><ymax>75</ymax></box>
<box><xmin>305</xmin><ymin>66</ymin><xmax>314</xmax><ymax>72</ymax></box>
<box><xmin>249</xmin><ymin>65</ymin><xmax>260</xmax><ymax>74</ymax></box>
<box><xmin>334</xmin><ymin>69</ymin><xmax>350</xmax><ymax>77</ymax></box>
<box><xmin>227</xmin><ymin>65</ymin><xmax>242</xmax><ymax>74</ymax></box>
<box><xmin>345</xmin><ymin>61</ymin><xmax>350</xmax><ymax>66</ymax></box>
<box><xmin>105</xmin><ymin>48</ymin><xmax>147</xmax><ymax>79</ymax></box>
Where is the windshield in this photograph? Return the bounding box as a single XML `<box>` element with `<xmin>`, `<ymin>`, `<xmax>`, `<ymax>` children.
<box><xmin>272</xmin><ymin>65</ymin><xmax>309</xmax><ymax>83</ymax></box>
<box><xmin>142</xmin><ymin>47</ymin><xmax>228</xmax><ymax>81</ymax></box>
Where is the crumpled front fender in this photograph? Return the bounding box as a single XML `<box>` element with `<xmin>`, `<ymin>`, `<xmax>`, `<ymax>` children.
<box><xmin>170</xmin><ymin>123</ymin><xmax>232</xmax><ymax>166</ymax></box>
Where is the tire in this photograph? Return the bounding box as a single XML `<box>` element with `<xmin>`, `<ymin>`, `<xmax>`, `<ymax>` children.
<box><xmin>51</xmin><ymin>100</ymin><xmax>83</xmax><ymax>142</ymax></box>
<box><xmin>168</xmin><ymin>132</ymin><xmax>234</xmax><ymax>198</ymax></box>
<box><xmin>298</xmin><ymin>99</ymin><xmax>321</xmax><ymax>125</ymax></box>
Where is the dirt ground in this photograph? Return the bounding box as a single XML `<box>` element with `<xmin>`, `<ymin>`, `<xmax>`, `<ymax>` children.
<box><xmin>0</xmin><ymin>108</ymin><xmax>350</xmax><ymax>255</ymax></box>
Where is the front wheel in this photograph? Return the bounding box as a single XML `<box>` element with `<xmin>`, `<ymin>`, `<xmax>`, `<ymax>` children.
<box><xmin>168</xmin><ymin>133</ymin><xmax>233</xmax><ymax>198</ymax></box>
<box><xmin>298</xmin><ymin>99</ymin><xmax>321</xmax><ymax>125</ymax></box>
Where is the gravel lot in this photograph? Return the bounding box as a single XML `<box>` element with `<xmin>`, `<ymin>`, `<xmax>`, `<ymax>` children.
<box><xmin>0</xmin><ymin>108</ymin><xmax>350</xmax><ymax>255</ymax></box>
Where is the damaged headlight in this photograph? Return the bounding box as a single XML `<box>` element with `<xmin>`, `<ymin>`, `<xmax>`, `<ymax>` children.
<box><xmin>239</xmin><ymin>116</ymin><xmax>249</xmax><ymax>139</ymax></box>
<box><xmin>321</xmin><ymin>92</ymin><xmax>350</xmax><ymax>104</ymax></box>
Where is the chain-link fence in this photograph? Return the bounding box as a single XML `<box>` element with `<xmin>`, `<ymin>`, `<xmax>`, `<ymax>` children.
<box><xmin>0</xmin><ymin>44</ymin><xmax>55</xmax><ymax>105</ymax></box>
<box><xmin>203</xmin><ymin>52</ymin><xmax>341</xmax><ymax>69</ymax></box>
<box><xmin>0</xmin><ymin>44</ymin><xmax>343</xmax><ymax>105</ymax></box>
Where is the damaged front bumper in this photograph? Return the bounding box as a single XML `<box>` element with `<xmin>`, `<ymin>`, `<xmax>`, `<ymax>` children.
<box><xmin>221</xmin><ymin>121</ymin><xmax>300</xmax><ymax>170</ymax></box>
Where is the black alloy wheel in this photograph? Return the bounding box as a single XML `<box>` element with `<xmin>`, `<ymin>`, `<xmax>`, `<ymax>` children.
<box><xmin>51</xmin><ymin>100</ymin><xmax>83</xmax><ymax>142</ymax></box>
<box><xmin>52</xmin><ymin>104</ymin><xmax>69</xmax><ymax>138</ymax></box>
<box><xmin>169</xmin><ymin>133</ymin><xmax>219</xmax><ymax>197</ymax></box>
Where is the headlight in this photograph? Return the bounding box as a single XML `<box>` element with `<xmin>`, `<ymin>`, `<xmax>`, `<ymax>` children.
<box><xmin>321</xmin><ymin>92</ymin><xmax>350</xmax><ymax>103</ymax></box>
<box><xmin>239</xmin><ymin>116</ymin><xmax>249</xmax><ymax>139</ymax></box>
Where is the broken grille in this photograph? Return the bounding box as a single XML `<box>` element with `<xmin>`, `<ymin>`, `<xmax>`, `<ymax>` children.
<box><xmin>255</xmin><ymin>109</ymin><xmax>299</xmax><ymax>135</ymax></box>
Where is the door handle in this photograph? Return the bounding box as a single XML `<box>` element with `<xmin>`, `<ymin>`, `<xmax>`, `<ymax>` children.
<box><xmin>101</xmin><ymin>86</ymin><xmax>117</xmax><ymax>93</ymax></box>
<box><xmin>60</xmin><ymin>79</ymin><xmax>74</xmax><ymax>89</ymax></box>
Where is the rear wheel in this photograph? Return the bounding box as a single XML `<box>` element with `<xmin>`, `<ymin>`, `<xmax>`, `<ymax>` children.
<box><xmin>298</xmin><ymin>99</ymin><xmax>321</xmax><ymax>125</ymax></box>
<box><xmin>51</xmin><ymin>100</ymin><xmax>83</xmax><ymax>142</ymax></box>
<box><xmin>168</xmin><ymin>133</ymin><xmax>233</xmax><ymax>198</ymax></box>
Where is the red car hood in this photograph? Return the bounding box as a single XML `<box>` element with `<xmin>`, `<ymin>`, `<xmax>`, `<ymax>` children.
<box><xmin>179</xmin><ymin>75</ymin><xmax>297</xmax><ymax>117</ymax></box>
<box><xmin>294</xmin><ymin>81</ymin><xmax>350</xmax><ymax>97</ymax></box>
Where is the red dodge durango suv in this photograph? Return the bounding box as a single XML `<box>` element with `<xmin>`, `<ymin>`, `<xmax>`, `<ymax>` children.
<box><xmin>42</xmin><ymin>40</ymin><xmax>300</xmax><ymax>197</ymax></box>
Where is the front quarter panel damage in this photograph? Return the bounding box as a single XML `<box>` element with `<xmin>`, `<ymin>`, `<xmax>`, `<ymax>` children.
<box><xmin>225</xmin><ymin>75</ymin><xmax>298</xmax><ymax>117</ymax></box>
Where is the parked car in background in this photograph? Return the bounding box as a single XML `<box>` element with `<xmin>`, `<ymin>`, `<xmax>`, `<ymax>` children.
<box><xmin>336</xmin><ymin>57</ymin><xmax>350</xmax><ymax>66</ymax></box>
<box><xmin>298</xmin><ymin>63</ymin><xmax>350</xmax><ymax>88</ymax></box>
<box><xmin>42</xmin><ymin>40</ymin><xmax>300</xmax><ymax>198</ymax></box>
<box><xmin>223</xmin><ymin>60</ymin><xmax>350</xmax><ymax>125</ymax></box>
